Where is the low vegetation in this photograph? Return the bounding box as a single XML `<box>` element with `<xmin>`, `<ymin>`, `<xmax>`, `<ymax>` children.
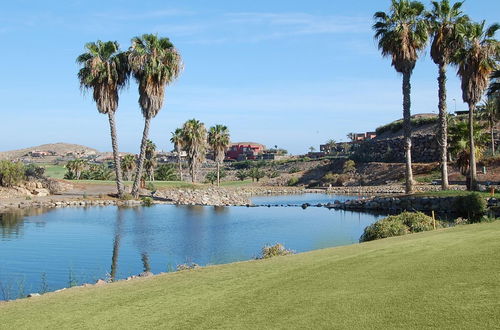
<box><xmin>360</xmin><ymin>212</ymin><xmax>437</xmax><ymax>242</ymax></box>
<box><xmin>258</xmin><ymin>243</ymin><xmax>294</xmax><ymax>259</ymax></box>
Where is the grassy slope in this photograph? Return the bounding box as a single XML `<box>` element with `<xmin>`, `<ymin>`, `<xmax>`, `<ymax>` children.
<box><xmin>1</xmin><ymin>222</ymin><xmax>499</xmax><ymax>329</ymax></box>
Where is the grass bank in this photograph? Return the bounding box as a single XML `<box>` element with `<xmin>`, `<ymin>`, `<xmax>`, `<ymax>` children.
<box><xmin>1</xmin><ymin>221</ymin><xmax>499</xmax><ymax>328</ymax></box>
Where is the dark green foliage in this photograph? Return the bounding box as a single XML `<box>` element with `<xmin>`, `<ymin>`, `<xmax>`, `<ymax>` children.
<box><xmin>232</xmin><ymin>160</ymin><xmax>253</xmax><ymax>170</ymax></box>
<box><xmin>155</xmin><ymin>164</ymin><xmax>178</xmax><ymax>181</ymax></box>
<box><xmin>287</xmin><ymin>177</ymin><xmax>299</xmax><ymax>186</ymax></box>
<box><xmin>376</xmin><ymin>116</ymin><xmax>439</xmax><ymax>135</ymax></box>
<box><xmin>81</xmin><ymin>164</ymin><xmax>113</xmax><ymax>180</ymax></box>
<box><xmin>205</xmin><ymin>170</ymin><xmax>226</xmax><ymax>184</ymax></box>
<box><xmin>248</xmin><ymin>168</ymin><xmax>266</xmax><ymax>182</ymax></box>
<box><xmin>0</xmin><ymin>161</ymin><xmax>25</xmax><ymax>187</ymax></box>
<box><xmin>268</xmin><ymin>171</ymin><xmax>280</xmax><ymax>178</ymax></box>
<box><xmin>141</xmin><ymin>197</ymin><xmax>154</xmax><ymax>206</ymax></box>
<box><xmin>24</xmin><ymin>164</ymin><xmax>45</xmax><ymax>180</ymax></box>
<box><xmin>360</xmin><ymin>212</ymin><xmax>435</xmax><ymax>242</ymax></box>
<box><xmin>288</xmin><ymin>167</ymin><xmax>300</xmax><ymax>174</ymax></box>
<box><xmin>454</xmin><ymin>193</ymin><xmax>488</xmax><ymax>223</ymax></box>
<box><xmin>235</xmin><ymin>170</ymin><xmax>248</xmax><ymax>181</ymax></box>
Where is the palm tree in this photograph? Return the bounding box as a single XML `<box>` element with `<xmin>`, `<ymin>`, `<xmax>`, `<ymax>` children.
<box><xmin>208</xmin><ymin>125</ymin><xmax>230</xmax><ymax>186</ymax></box>
<box><xmin>128</xmin><ymin>34</ymin><xmax>183</xmax><ymax>197</ymax></box>
<box><xmin>144</xmin><ymin>140</ymin><xmax>157</xmax><ymax>181</ymax></box>
<box><xmin>76</xmin><ymin>40</ymin><xmax>129</xmax><ymax>197</ymax></box>
<box><xmin>170</xmin><ymin>128</ymin><xmax>184</xmax><ymax>181</ymax></box>
<box><xmin>426</xmin><ymin>0</ymin><xmax>468</xmax><ymax>190</ymax></box>
<box><xmin>478</xmin><ymin>98</ymin><xmax>499</xmax><ymax>155</ymax></box>
<box><xmin>373</xmin><ymin>0</ymin><xmax>428</xmax><ymax>194</ymax></box>
<box><xmin>65</xmin><ymin>159</ymin><xmax>88</xmax><ymax>180</ymax></box>
<box><xmin>181</xmin><ymin>119</ymin><xmax>207</xmax><ymax>183</ymax></box>
<box><xmin>454</xmin><ymin>21</ymin><xmax>499</xmax><ymax>190</ymax></box>
<box><xmin>121</xmin><ymin>154</ymin><xmax>136</xmax><ymax>181</ymax></box>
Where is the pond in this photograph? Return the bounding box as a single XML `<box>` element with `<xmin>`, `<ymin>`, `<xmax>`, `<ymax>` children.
<box><xmin>0</xmin><ymin>194</ymin><xmax>384</xmax><ymax>300</ymax></box>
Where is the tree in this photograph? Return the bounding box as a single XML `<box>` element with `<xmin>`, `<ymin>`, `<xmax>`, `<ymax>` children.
<box><xmin>235</xmin><ymin>170</ymin><xmax>248</xmax><ymax>181</ymax></box>
<box><xmin>181</xmin><ymin>119</ymin><xmax>207</xmax><ymax>183</ymax></box>
<box><xmin>208</xmin><ymin>125</ymin><xmax>230</xmax><ymax>186</ymax></box>
<box><xmin>76</xmin><ymin>40</ymin><xmax>129</xmax><ymax>197</ymax></box>
<box><xmin>374</xmin><ymin>0</ymin><xmax>428</xmax><ymax>194</ymax></box>
<box><xmin>454</xmin><ymin>21</ymin><xmax>499</xmax><ymax>190</ymax></box>
<box><xmin>155</xmin><ymin>164</ymin><xmax>178</xmax><ymax>181</ymax></box>
<box><xmin>309</xmin><ymin>146</ymin><xmax>316</xmax><ymax>153</ymax></box>
<box><xmin>170</xmin><ymin>128</ymin><xmax>184</xmax><ymax>181</ymax></box>
<box><xmin>65</xmin><ymin>159</ymin><xmax>88</xmax><ymax>180</ymax></box>
<box><xmin>477</xmin><ymin>98</ymin><xmax>499</xmax><ymax>155</ymax></box>
<box><xmin>248</xmin><ymin>168</ymin><xmax>265</xmax><ymax>182</ymax></box>
<box><xmin>144</xmin><ymin>140</ymin><xmax>157</xmax><ymax>181</ymax></box>
<box><xmin>128</xmin><ymin>34</ymin><xmax>183</xmax><ymax>197</ymax></box>
<box><xmin>426</xmin><ymin>0</ymin><xmax>469</xmax><ymax>190</ymax></box>
<box><xmin>121</xmin><ymin>154</ymin><xmax>136</xmax><ymax>181</ymax></box>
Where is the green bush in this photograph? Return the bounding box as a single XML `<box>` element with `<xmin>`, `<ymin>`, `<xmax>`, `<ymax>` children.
<box><xmin>24</xmin><ymin>164</ymin><xmax>45</xmax><ymax>180</ymax></box>
<box><xmin>235</xmin><ymin>170</ymin><xmax>248</xmax><ymax>181</ymax></box>
<box><xmin>287</xmin><ymin>177</ymin><xmax>299</xmax><ymax>186</ymax></box>
<box><xmin>141</xmin><ymin>197</ymin><xmax>154</xmax><ymax>206</ymax></box>
<box><xmin>258</xmin><ymin>243</ymin><xmax>294</xmax><ymax>259</ymax></box>
<box><xmin>454</xmin><ymin>193</ymin><xmax>487</xmax><ymax>223</ymax></box>
<box><xmin>360</xmin><ymin>212</ymin><xmax>436</xmax><ymax>242</ymax></box>
<box><xmin>0</xmin><ymin>161</ymin><xmax>25</xmax><ymax>187</ymax></box>
<box><xmin>288</xmin><ymin>166</ymin><xmax>300</xmax><ymax>174</ymax></box>
<box><xmin>268</xmin><ymin>171</ymin><xmax>281</xmax><ymax>178</ymax></box>
<box><xmin>155</xmin><ymin>164</ymin><xmax>178</xmax><ymax>181</ymax></box>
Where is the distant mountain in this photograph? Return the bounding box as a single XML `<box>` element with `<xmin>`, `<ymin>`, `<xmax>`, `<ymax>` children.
<box><xmin>0</xmin><ymin>143</ymin><xmax>100</xmax><ymax>160</ymax></box>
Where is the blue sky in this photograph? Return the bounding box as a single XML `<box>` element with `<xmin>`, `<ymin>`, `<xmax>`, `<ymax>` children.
<box><xmin>0</xmin><ymin>0</ymin><xmax>498</xmax><ymax>154</ymax></box>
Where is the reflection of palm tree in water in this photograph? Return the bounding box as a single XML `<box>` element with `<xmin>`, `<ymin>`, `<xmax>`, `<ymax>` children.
<box><xmin>132</xmin><ymin>208</ymin><xmax>152</xmax><ymax>274</ymax></box>
<box><xmin>110</xmin><ymin>208</ymin><xmax>124</xmax><ymax>282</ymax></box>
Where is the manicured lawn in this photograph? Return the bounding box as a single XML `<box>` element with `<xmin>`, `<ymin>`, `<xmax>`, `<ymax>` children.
<box><xmin>1</xmin><ymin>222</ymin><xmax>499</xmax><ymax>329</ymax></box>
<box><xmin>41</xmin><ymin>164</ymin><xmax>66</xmax><ymax>179</ymax></box>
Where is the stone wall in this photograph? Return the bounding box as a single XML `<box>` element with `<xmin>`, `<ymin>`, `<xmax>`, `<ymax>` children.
<box><xmin>352</xmin><ymin>134</ymin><xmax>439</xmax><ymax>163</ymax></box>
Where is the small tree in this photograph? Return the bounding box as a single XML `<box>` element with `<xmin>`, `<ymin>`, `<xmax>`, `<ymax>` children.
<box><xmin>236</xmin><ymin>170</ymin><xmax>248</xmax><ymax>181</ymax></box>
<box><xmin>0</xmin><ymin>161</ymin><xmax>25</xmax><ymax>187</ymax></box>
<box><xmin>155</xmin><ymin>164</ymin><xmax>178</xmax><ymax>181</ymax></box>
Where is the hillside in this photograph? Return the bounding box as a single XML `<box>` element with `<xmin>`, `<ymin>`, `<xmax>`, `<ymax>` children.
<box><xmin>0</xmin><ymin>221</ymin><xmax>498</xmax><ymax>328</ymax></box>
<box><xmin>0</xmin><ymin>143</ymin><xmax>100</xmax><ymax>160</ymax></box>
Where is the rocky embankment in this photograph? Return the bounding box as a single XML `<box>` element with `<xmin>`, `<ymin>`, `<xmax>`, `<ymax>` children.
<box><xmin>326</xmin><ymin>184</ymin><xmax>465</xmax><ymax>195</ymax></box>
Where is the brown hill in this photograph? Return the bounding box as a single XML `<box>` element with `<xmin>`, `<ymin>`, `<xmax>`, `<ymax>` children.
<box><xmin>0</xmin><ymin>143</ymin><xmax>100</xmax><ymax>160</ymax></box>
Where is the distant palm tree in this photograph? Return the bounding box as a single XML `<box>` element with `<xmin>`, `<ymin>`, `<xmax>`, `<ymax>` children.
<box><xmin>144</xmin><ymin>140</ymin><xmax>157</xmax><ymax>181</ymax></box>
<box><xmin>182</xmin><ymin>119</ymin><xmax>207</xmax><ymax>183</ymax></box>
<box><xmin>121</xmin><ymin>154</ymin><xmax>136</xmax><ymax>181</ymax></box>
<box><xmin>65</xmin><ymin>159</ymin><xmax>88</xmax><ymax>180</ymax></box>
<box><xmin>76</xmin><ymin>40</ymin><xmax>129</xmax><ymax>197</ymax></box>
<box><xmin>128</xmin><ymin>34</ymin><xmax>183</xmax><ymax>197</ymax></box>
<box><xmin>373</xmin><ymin>0</ymin><xmax>428</xmax><ymax>194</ymax></box>
<box><xmin>454</xmin><ymin>21</ymin><xmax>499</xmax><ymax>190</ymax></box>
<box><xmin>426</xmin><ymin>0</ymin><xmax>469</xmax><ymax>190</ymax></box>
<box><xmin>170</xmin><ymin>128</ymin><xmax>184</xmax><ymax>181</ymax></box>
<box><xmin>208</xmin><ymin>125</ymin><xmax>230</xmax><ymax>186</ymax></box>
<box><xmin>478</xmin><ymin>98</ymin><xmax>499</xmax><ymax>155</ymax></box>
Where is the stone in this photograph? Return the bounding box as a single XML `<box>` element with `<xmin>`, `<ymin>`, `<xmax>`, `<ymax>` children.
<box><xmin>32</xmin><ymin>188</ymin><xmax>50</xmax><ymax>197</ymax></box>
<box><xmin>95</xmin><ymin>279</ymin><xmax>107</xmax><ymax>285</ymax></box>
<box><xmin>27</xmin><ymin>293</ymin><xmax>41</xmax><ymax>297</ymax></box>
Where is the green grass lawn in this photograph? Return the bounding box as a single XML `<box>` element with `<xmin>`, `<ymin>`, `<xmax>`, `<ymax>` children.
<box><xmin>41</xmin><ymin>164</ymin><xmax>66</xmax><ymax>179</ymax></box>
<box><xmin>1</xmin><ymin>222</ymin><xmax>499</xmax><ymax>329</ymax></box>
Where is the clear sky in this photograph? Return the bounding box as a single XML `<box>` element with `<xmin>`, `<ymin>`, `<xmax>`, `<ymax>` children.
<box><xmin>0</xmin><ymin>0</ymin><xmax>498</xmax><ymax>154</ymax></box>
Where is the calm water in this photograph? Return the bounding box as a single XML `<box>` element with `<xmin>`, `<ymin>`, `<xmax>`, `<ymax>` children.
<box><xmin>0</xmin><ymin>194</ymin><xmax>383</xmax><ymax>299</ymax></box>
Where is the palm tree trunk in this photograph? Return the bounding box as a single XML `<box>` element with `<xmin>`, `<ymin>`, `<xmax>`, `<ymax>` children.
<box><xmin>108</xmin><ymin>112</ymin><xmax>124</xmax><ymax>197</ymax></box>
<box><xmin>131</xmin><ymin>116</ymin><xmax>151</xmax><ymax>198</ymax></box>
<box><xmin>491</xmin><ymin>118</ymin><xmax>496</xmax><ymax>155</ymax></box>
<box><xmin>468</xmin><ymin>104</ymin><xmax>478</xmax><ymax>191</ymax></box>
<box><xmin>178</xmin><ymin>154</ymin><xmax>183</xmax><ymax>181</ymax></box>
<box><xmin>110</xmin><ymin>209</ymin><xmax>123</xmax><ymax>282</ymax></box>
<box><xmin>402</xmin><ymin>71</ymin><xmax>414</xmax><ymax>194</ymax></box>
<box><xmin>216</xmin><ymin>162</ymin><xmax>220</xmax><ymax>187</ymax></box>
<box><xmin>437</xmin><ymin>63</ymin><xmax>449</xmax><ymax>190</ymax></box>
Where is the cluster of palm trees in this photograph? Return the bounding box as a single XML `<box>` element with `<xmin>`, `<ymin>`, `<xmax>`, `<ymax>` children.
<box><xmin>77</xmin><ymin>34</ymin><xmax>183</xmax><ymax>198</ymax></box>
<box><xmin>171</xmin><ymin>120</ymin><xmax>230</xmax><ymax>186</ymax></box>
<box><xmin>374</xmin><ymin>0</ymin><xmax>498</xmax><ymax>193</ymax></box>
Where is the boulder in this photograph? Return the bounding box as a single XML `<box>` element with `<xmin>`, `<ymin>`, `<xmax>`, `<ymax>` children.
<box><xmin>32</xmin><ymin>188</ymin><xmax>50</xmax><ymax>197</ymax></box>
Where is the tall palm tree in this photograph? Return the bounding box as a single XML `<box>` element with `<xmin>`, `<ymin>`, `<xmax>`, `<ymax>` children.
<box><xmin>121</xmin><ymin>154</ymin><xmax>136</xmax><ymax>181</ymax></box>
<box><xmin>144</xmin><ymin>140</ymin><xmax>157</xmax><ymax>181</ymax></box>
<box><xmin>181</xmin><ymin>119</ymin><xmax>207</xmax><ymax>183</ymax></box>
<box><xmin>454</xmin><ymin>21</ymin><xmax>499</xmax><ymax>190</ymax></box>
<box><xmin>373</xmin><ymin>0</ymin><xmax>428</xmax><ymax>194</ymax></box>
<box><xmin>208</xmin><ymin>125</ymin><xmax>230</xmax><ymax>186</ymax></box>
<box><xmin>76</xmin><ymin>40</ymin><xmax>129</xmax><ymax>197</ymax></box>
<box><xmin>129</xmin><ymin>34</ymin><xmax>183</xmax><ymax>197</ymax></box>
<box><xmin>170</xmin><ymin>128</ymin><xmax>184</xmax><ymax>181</ymax></box>
<box><xmin>426</xmin><ymin>0</ymin><xmax>468</xmax><ymax>190</ymax></box>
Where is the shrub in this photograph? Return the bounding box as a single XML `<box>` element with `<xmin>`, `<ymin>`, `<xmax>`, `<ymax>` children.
<box><xmin>120</xmin><ymin>193</ymin><xmax>134</xmax><ymax>201</ymax></box>
<box><xmin>0</xmin><ymin>161</ymin><xmax>25</xmax><ymax>187</ymax></box>
<box><xmin>258</xmin><ymin>243</ymin><xmax>294</xmax><ymax>259</ymax></box>
<box><xmin>24</xmin><ymin>164</ymin><xmax>45</xmax><ymax>180</ymax></box>
<box><xmin>454</xmin><ymin>193</ymin><xmax>487</xmax><ymax>223</ymax></box>
<box><xmin>235</xmin><ymin>170</ymin><xmax>248</xmax><ymax>181</ymax></box>
<box><xmin>268</xmin><ymin>171</ymin><xmax>280</xmax><ymax>178</ymax></box>
<box><xmin>342</xmin><ymin>160</ymin><xmax>356</xmax><ymax>174</ymax></box>
<box><xmin>360</xmin><ymin>212</ymin><xmax>435</xmax><ymax>242</ymax></box>
<box><xmin>146</xmin><ymin>182</ymin><xmax>156</xmax><ymax>191</ymax></box>
<box><xmin>288</xmin><ymin>166</ymin><xmax>300</xmax><ymax>174</ymax></box>
<box><xmin>248</xmin><ymin>168</ymin><xmax>266</xmax><ymax>182</ymax></box>
<box><xmin>287</xmin><ymin>177</ymin><xmax>299</xmax><ymax>186</ymax></box>
<box><xmin>176</xmin><ymin>263</ymin><xmax>200</xmax><ymax>271</ymax></box>
<box><xmin>155</xmin><ymin>164</ymin><xmax>178</xmax><ymax>181</ymax></box>
<box><xmin>141</xmin><ymin>197</ymin><xmax>154</xmax><ymax>206</ymax></box>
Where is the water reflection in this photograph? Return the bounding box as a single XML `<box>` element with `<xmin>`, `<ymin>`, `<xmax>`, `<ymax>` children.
<box><xmin>109</xmin><ymin>208</ymin><xmax>124</xmax><ymax>282</ymax></box>
<box><xmin>0</xmin><ymin>208</ymin><xmax>51</xmax><ymax>239</ymax></box>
